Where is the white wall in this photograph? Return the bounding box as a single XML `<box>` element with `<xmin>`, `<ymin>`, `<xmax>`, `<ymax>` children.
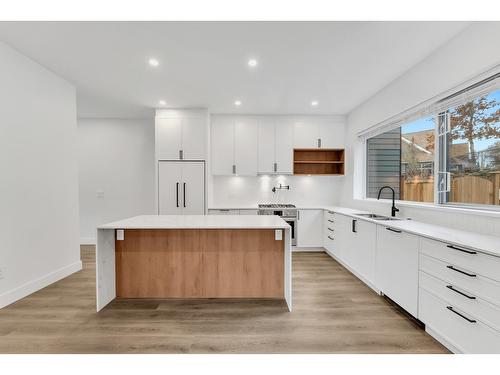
<box><xmin>0</xmin><ymin>41</ymin><xmax>81</xmax><ymax>308</ymax></box>
<box><xmin>78</xmin><ymin>118</ymin><xmax>155</xmax><ymax>243</ymax></box>
<box><xmin>341</xmin><ymin>22</ymin><xmax>500</xmax><ymax>235</ymax></box>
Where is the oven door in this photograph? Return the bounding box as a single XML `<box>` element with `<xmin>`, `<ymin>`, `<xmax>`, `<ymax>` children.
<box><xmin>282</xmin><ymin>217</ymin><xmax>297</xmax><ymax>246</ymax></box>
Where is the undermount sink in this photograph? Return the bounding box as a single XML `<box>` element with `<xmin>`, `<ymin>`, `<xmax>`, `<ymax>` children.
<box><xmin>354</xmin><ymin>213</ymin><xmax>401</xmax><ymax>221</ymax></box>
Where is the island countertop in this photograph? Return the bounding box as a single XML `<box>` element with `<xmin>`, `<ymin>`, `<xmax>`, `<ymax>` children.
<box><xmin>98</xmin><ymin>214</ymin><xmax>290</xmax><ymax>230</ymax></box>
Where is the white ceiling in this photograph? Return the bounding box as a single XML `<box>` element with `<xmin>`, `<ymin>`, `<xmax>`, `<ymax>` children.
<box><xmin>0</xmin><ymin>21</ymin><xmax>469</xmax><ymax>118</ymax></box>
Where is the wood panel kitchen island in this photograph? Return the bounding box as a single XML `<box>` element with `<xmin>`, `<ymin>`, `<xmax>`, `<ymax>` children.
<box><xmin>96</xmin><ymin>215</ymin><xmax>292</xmax><ymax>311</ymax></box>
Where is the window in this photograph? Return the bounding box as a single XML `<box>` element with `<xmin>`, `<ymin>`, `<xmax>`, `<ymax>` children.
<box><xmin>365</xmin><ymin>84</ymin><xmax>500</xmax><ymax>209</ymax></box>
<box><xmin>438</xmin><ymin>89</ymin><xmax>500</xmax><ymax>207</ymax></box>
<box><xmin>366</xmin><ymin>116</ymin><xmax>435</xmax><ymax>203</ymax></box>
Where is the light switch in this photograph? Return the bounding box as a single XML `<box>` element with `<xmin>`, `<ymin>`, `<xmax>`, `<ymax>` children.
<box><xmin>116</xmin><ymin>230</ymin><xmax>124</xmax><ymax>241</ymax></box>
<box><xmin>275</xmin><ymin>229</ymin><xmax>282</xmax><ymax>241</ymax></box>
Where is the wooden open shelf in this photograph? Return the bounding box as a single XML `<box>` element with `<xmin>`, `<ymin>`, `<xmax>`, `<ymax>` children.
<box><xmin>293</xmin><ymin>148</ymin><xmax>345</xmax><ymax>175</ymax></box>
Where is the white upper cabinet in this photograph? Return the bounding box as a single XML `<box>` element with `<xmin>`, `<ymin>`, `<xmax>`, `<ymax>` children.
<box><xmin>275</xmin><ymin>119</ymin><xmax>294</xmax><ymax>174</ymax></box>
<box><xmin>182</xmin><ymin>117</ymin><xmax>207</xmax><ymax>160</ymax></box>
<box><xmin>211</xmin><ymin>116</ymin><xmax>235</xmax><ymax>175</ymax></box>
<box><xmin>156</xmin><ymin>118</ymin><xmax>182</xmax><ymax>159</ymax></box>
<box><xmin>257</xmin><ymin>118</ymin><xmax>293</xmax><ymax>174</ymax></box>
<box><xmin>258</xmin><ymin>118</ymin><xmax>275</xmax><ymax>174</ymax></box>
<box><xmin>211</xmin><ymin>116</ymin><xmax>258</xmax><ymax>176</ymax></box>
<box><xmin>318</xmin><ymin>119</ymin><xmax>344</xmax><ymax>149</ymax></box>
<box><xmin>155</xmin><ymin>109</ymin><xmax>207</xmax><ymax>160</ymax></box>
<box><xmin>293</xmin><ymin>117</ymin><xmax>345</xmax><ymax>149</ymax></box>
<box><xmin>212</xmin><ymin>115</ymin><xmax>343</xmax><ymax>176</ymax></box>
<box><xmin>234</xmin><ymin>118</ymin><xmax>258</xmax><ymax>176</ymax></box>
<box><xmin>293</xmin><ymin>119</ymin><xmax>320</xmax><ymax>148</ymax></box>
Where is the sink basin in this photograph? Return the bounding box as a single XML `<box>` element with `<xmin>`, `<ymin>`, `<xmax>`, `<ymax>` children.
<box><xmin>354</xmin><ymin>213</ymin><xmax>401</xmax><ymax>221</ymax></box>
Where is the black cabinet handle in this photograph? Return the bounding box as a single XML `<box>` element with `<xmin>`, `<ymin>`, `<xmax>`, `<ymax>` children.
<box><xmin>446</xmin><ymin>265</ymin><xmax>476</xmax><ymax>278</ymax></box>
<box><xmin>446</xmin><ymin>285</ymin><xmax>476</xmax><ymax>300</ymax></box>
<box><xmin>328</xmin><ymin>219</ymin><xmax>334</xmax><ymax>223</ymax></box>
<box><xmin>183</xmin><ymin>183</ymin><xmax>186</xmax><ymax>207</ymax></box>
<box><xmin>176</xmin><ymin>182</ymin><xmax>179</xmax><ymax>207</ymax></box>
<box><xmin>446</xmin><ymin>244</ymin><xmax>477</xmax><ymax>255</ymax></box>
<box><xmin>386</xmin><ymin>227</ymin><xmax>402</xmax><ymax>233</ymax></box>
<box><xmin>328</xmin><ymin>236</ymin><xmax>334</xmax><ymax>240</ymax></box>
<box><xmin>327</xmin><ymin>227</ymin><xmax>334</xmax><ymax>232</ymax></box>
<box><xmin>352</xmin><ymin>219</ymin><xmax>357</xmax><ymax>233</ymax></box>
<box><xmin>446</xmin><ymin>306</ymin><xmax>477</xmax><ymax>323</ymax></box>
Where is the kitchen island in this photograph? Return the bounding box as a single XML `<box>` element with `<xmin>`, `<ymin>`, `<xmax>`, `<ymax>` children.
<box><xmin>96</xmin><ymin>215</ymin><xmax>292</xmax><ymax>311</ymax></box>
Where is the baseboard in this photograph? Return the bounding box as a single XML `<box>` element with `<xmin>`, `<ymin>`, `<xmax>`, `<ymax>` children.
<box><xmin>0</xmin><ymin>260</ymin><xmax>83</xmax><ymax>309</ymax></box>
<box><xmin>293</xmin><ymin>246</ymin><xmax>325</xmax><ymax>252</ymax></box>
<box><xmin>425</xmin><ymin>326</ymin><xmax>461</xmax><ymax>353</ymax></box>
<box><xmin>80</xmin><ymin>237</ymin><xmax>96</xmax><ymax>245</ymax></box>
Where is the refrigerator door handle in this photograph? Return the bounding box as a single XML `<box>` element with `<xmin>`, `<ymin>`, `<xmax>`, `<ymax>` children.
<box><xmin>183</xmin><ymin>182</ymin><xmax>186</xmax><ymax>207</ymax></box>
<box><xmin>176</xmin><ymin>182</ymin><xmax>179</xmax><ymax>207</ymax></box>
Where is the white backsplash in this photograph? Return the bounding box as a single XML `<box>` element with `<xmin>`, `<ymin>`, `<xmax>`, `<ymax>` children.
<box><xmin>210</xmin><ymin>175</ymin><xmax>342</xmax><ymax>207</ymax></box>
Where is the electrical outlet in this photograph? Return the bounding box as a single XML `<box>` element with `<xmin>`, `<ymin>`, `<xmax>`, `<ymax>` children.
<box><xmin>275</xmin><ymin>229</ymin><xmax>282</xmax><ymax>241</ymax></box>
<box><xmin>116</xmin><ymin>230</ymin><xmax>125</xmax><ymax>241</ymax></box>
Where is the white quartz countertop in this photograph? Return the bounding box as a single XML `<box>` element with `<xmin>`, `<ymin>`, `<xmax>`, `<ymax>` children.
<box><xmin>98</xmin><ymin>215</ymin><xmax>290</xmax><ymax>230</ymax></box>
<box><xmin>325</xmin><ymin>206</ymin><xmax>500</xmax><ymax>258</ymax></box>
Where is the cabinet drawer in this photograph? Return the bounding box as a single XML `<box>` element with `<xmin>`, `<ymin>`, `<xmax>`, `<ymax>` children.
<box><xmin>420</xmin><ymin>237</ymin><xmax>500</xmax><ymax>283</ymax></box>
<box><xmin>419</xmin><ymin>288</ymin><xmax>500</xmax><ymax>353</ymax></box>
<box><xmin>208</xmin><ymin>209</ymin><xmax>239</xmax><ymax>215</ymax></box>
<box><xmin>324</xmin><ymin>210</ymin><xmax>335</xmax><ymax>222</ymax></box>
<box><xmin>420</xmin><ymin>254</ymin><xmax>500</xmax><ymax>308</ymax></box>
<box><xmin>420</xmin><ymin>271</ymin><xmax>500</xmax><ymax>332</ymax></box>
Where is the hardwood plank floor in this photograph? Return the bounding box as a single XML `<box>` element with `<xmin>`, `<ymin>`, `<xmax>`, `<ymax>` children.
<box><xmin>0</xmin><ymin>246</ymin><xmax>448</xmax><ymax>353</ymax></box>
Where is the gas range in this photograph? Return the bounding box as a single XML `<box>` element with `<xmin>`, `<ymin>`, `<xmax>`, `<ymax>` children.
<box><xmin>258</xmin><ymin>203</ymin><xmax>297</xmax><ymax>218</ymax></box>
<box><xmin>258</xmin><ymin>204</ymin><xmax>296</xmax><ymax>209</ymax></box>
<box><xmin>258</xmin><ymin>204</ymin><xmax>297</xmax><ymax>245</ymax></box>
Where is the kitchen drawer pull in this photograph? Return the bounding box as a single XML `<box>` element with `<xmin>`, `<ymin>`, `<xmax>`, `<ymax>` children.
<box><xmin>446</xmin><ymin>306</ymin><xmax>477</xmax><ymax>323</ymax></box>
<box><xmin>352</xmin><ymin>219</ymin><xmax>357</xmax><ymax>233</ymax></box>
<box><xmin>446</xmin><ymin>265</ymin><xmax>476</xmax><ymax>278</ymax></box>
<box><xmin>446</xmin><ymin>285</ymin><xmax>476</xmax><ymax>300</ymax></box>
<box><xmin>446</xmin><ymin>244</ymin><xmax>477</xmax><ymax>255</ymax></box>
<box><xmin>328</xmin><ymin>236</ymin><xmax>334</xmax><ymax>240</ymax></box>
<box><xmin>327</xmin><ymin>227</ymin><xmax>334</xmax><ymax>232</ymax></box>
<box><xmin>328</xmin><ymin>219</ymin><xmax>334</xmax><ymax>223</ymax></box>
<box><xmin>386</xmin><ymin>227</ymin><xmax>402</xmax><ymax>233</ymax></box>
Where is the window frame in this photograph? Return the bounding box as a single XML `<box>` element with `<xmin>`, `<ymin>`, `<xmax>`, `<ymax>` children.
<box><xmin>363</xmin><ymin>77</ymin><xmax>500</xmax><ymax>213</ymax></box>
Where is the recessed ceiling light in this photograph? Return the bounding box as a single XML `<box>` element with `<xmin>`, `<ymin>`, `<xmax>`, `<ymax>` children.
<box><xmin>234</xmin><ymin>100</ymin><xmax>242</xmax><ymax>106</ymax></box>
<box><xmin>158</xmin><ymin>100</ymin><xmax>166</xmax><ymax>106</ymax></box>
<box><xmin>311</xmin><ymin>100</ymin><xmax>319</xmax><ymax>107</ymax></box>
<box><xmin>148</xmin><ymin>58</ymin><xmax>160</xmax><ymax>67</ymax></box>
<box><xmin>248</xmin><ymin>59</ymin><xmax>258</xmax><ymax>68</ymax></box>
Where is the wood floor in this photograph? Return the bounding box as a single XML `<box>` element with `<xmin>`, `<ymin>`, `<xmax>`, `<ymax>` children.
<box><xmin>0</xmin><ymin>246</ymin><xmax>448</xmax><ymax>353</ymax></box>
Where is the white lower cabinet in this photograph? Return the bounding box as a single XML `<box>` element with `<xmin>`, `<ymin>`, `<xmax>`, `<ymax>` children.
<box><xmin>239</xmin><ymin>209</ymin><xmax>258</xmax><ymax>215</ymax></box>
<box><xmin>323</xmin><ymin>211</ymin><xmax>335</xmax><ymax>254</ymax></box>
<box><xmin>208</xmin><ymin>209</ymin><xmax>239</xmax><ymax>215</ymax></box>
<box><xmin>208</xmin><ymin>209</ymin><xmax>259</xmax><ymax>215</ymax></box>
<box><xmin>418</xmin><ymin>237</ymin><xmax>500</xmax><ymax>353</ymax></box>
<box><xmin>297</xmin><ymin>209</ymin><xmax>323</xmax><ymax>247</ymax></box>
<box><xmin>419</xmin><ymin>288</ymin><xmax>500</xmax><ymax>353</ymax></box>
<box><xmin>323</xmin><ymin>212</ymin><xmax>376</xmax><ymax>288</ymax></box>
<box><xmin>323</xmin><ymin>210</ymin><xmax>500</xmax><ymax>353</ymax></box>
<box><xmin>348</xmin><ymin>219</ymin><xmax>377</xmax><ymax>286</ymax></box>
<box><xmin>376</xmin><ymin>225</ymin><xmax>419</xmax><ymax>318</ymax></box>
